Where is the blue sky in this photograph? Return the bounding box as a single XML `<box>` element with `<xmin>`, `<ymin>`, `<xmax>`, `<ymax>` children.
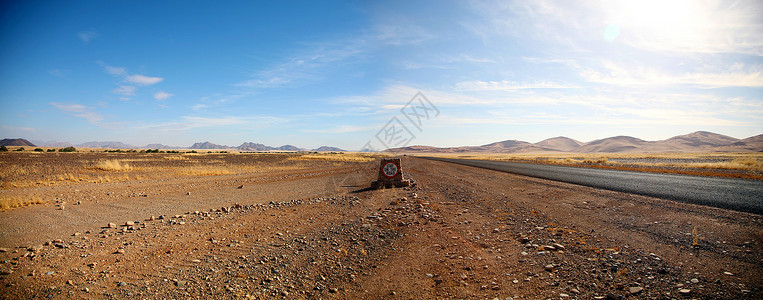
<box><xmin>1</xmin><ymin>0</ymin><xmax>761</xmax><ymax>150</ymax></box>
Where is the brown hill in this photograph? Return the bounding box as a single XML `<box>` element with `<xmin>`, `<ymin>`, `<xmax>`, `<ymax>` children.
<box><xmin>481</xmin><ymin>139</ymin><xmax>533</xmax><ymax>149</ymax></box>
<box><xmin>0</xmin><ymin>138</ymin><xmax>36</xmax><ymax>147</ymax></box>
<box><xmin>534</xmin><ymin>137</ymin><xmax>583</xmax><ymax>151</ymax></box>
<box><xmin>575</xmin><ymin>136</ymin><xmax>648</xmax><ymax>153</ymax></box>
<box><xmin>660</xmin><ymin>131</ymin><xmax>738</xmax><ymax>148</ymax></box>
<box><xmin>717</xmin><ymin>134</ymin><xmax>763</xmax><ymax>152</ymax></box>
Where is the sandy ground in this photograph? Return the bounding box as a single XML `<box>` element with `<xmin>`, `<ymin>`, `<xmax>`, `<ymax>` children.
<box><xmin>0</xmin><ymin>157</ymin><xmax>761</xmax><ymax>299</ymax></box>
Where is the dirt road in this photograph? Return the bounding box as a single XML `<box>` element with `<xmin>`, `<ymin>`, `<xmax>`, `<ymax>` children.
<box><xmin>1</xmin><ymin>157</ymin><xmax>760</xmax><ymax>299</ymax></box>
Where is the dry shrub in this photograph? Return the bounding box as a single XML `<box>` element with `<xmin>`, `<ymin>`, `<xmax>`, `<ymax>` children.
<box><xmin>0</xmin><ymin>195</ymin><xmax>45</xmax><ymax>210</ymax></box>
<box><xmin>92</xmin><ymin>160</ymin><xmax>133</xmax><ymax>171</ymax></box>
<box><xmin>177</xmin><ymin>166</ymin><xmax>233</xmax><ymax>176</ymax></box>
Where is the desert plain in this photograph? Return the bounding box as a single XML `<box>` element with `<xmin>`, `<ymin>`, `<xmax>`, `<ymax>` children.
<box><xmin>0</xmin><ymin>150</ymin><xmax>761</xmax><ymax>299</ymax></box>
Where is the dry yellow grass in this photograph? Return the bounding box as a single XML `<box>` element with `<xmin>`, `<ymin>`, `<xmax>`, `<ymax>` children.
<box><xmin>176</xmin><ymin>166</ymin><xmax>233</xmax><ymax>176</ymax></box>
<box><xmin>0</xmin><ymin>164</ymin><xmax>29</xmax><ymax>177</ymax></box>
<box><xmin>91</xmin><ymin>159</ymin><xmax>133</xmax><ymax>171</ymax></box>
<box><xmin>0</xmin><ymin>195</ymin><xmax>45</xmax><ymax>210</ymax></box>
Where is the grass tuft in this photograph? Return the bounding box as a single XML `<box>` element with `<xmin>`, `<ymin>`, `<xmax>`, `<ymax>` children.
<box><xmin>92</xmin><ymin>160</ymin><xmax>133</xmax><ymax>171</ymax></box>
<box><xmin>0</xmin><ymin>195</ymin><xmax>45</xmax><ymax>210</ymax></box>
<box><xmin>177</xmin><ymin>166</ymin><xmax>233</xmax><ymax>176</ymax></box>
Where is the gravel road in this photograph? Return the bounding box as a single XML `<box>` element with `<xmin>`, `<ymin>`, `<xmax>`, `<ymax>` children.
<box><xmin>422</xmin><ymin>157</ymin><xmax>763</xmax><ymax>214</ymax></box>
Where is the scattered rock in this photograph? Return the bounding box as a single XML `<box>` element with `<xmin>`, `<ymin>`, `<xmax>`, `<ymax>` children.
<box><xmin>545</xmin><ymin>264</ymin><xmax>555</xmax><ymax>272</ymax></box>
<box><xmin>679</xmin><ymin>289</ymin><xmax>691</xmax><ymax>295</ymax></box>
<box><xmin>125</xmin><ymin>221</ymin><xmax>135</xmax><ymax>226</ymax></box>
<box><xmin>723</xmin><ymin>271</ymin><xmax>733</xmax><ymax>276</ymax></box>
<box><xmin>691</xmin><ymin>278</ymin><xmax>699</xmax><ymax>284</ymax></box>
<box><xmin>107</xmin><ymin>223</ymin><xmax>117</xmax><ymax>228</ymax></box>
<box><xmin>629</xmin><ymin>286</ymin><xmax>643</xmax><ymax>294</ymax></box>
<box><xmin>118</xmin><ymin>281</ymin><xmax>127</xmax><ymax>287</ymax></box>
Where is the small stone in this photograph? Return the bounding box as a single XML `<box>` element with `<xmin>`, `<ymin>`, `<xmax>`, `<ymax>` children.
<box><xmin>67</xmin><ymin>280</ymin><xmax>74</xmax><ymax>286</ymax></box>
<box><xmin>125</xmin><ymin>221</ymin><xmax>135</xmax><ymax>226</ymax></box>
<box><xmin>571</xmin><ymin>288</ymin><xmax>580</xmax><ymax>294</ymax></box>
<box><xmin>280</xmin><ymin>291</ymin><xmax>289</xmax><ymax>296</ymax></box>
<box><xmin>629</xmin><ymin>286</ymin><xmax>643</xmax><ymax>294</ymax></box>
<box><xmin>107</xmin><ymin>223</ymin><xmax>117</xmax><ymax>228</ymax></box>
<box><xmin>0</xmin><ymin>248</ymin><xmax>8</xmax><ymax>252</ymax></box>
<box><xmin>118</xmin><ymin>281</ymin><xmax>126</xmax><ymax>287</ymax></box>
<box><xmin>237</xmin><ymin>185</ymin><xmax>244</xmax><ymax>189</ymax></box>
<box><xmin>723</xmin><ymin>271</ymin><xmax>733</xmax><ymax>276</ymax></box>
<box><xmin>690</xmin><ymin>278</ymin><xmax>699</xmax><ymax>284</ymax></box>
<box><xmin>426</xmin><ymin>273</ymin><xmax>434</xmax><ymax>278</ymax></box>
<box><xmin>148</xmin><ymin>216</ymin><xmax>155</xmax><ymax>221</ymax></box>
<box><xmin>544</xmin><ymin>264</ymin><xmax>555</xmax><ymax>272</ymax></box>
<box><xmin>559</xmin><ymin>294</ymin><xmax>569</xmax><ymax>297</ymax></box>
<box><xmin>176</xmin><ymin>280</ymin><xmax>187</xmax><ymax>287</ymax></box>
<box><xmin>72</xmin><ymin>232</ymin><xmax>80</xmax><ymax>236</ymax></box>
<box><xmin>553</xmin><ymin>243</ymin><xmax>566</xmax><ymax>250</ymax></box>
<box><xmin>679</xmin><ymin>288</ymin><xmax>691</xmax><ymax>294</ymax></box>
<box><xmin>115</xmin><ymin>249</ymin><xmax>125</xmax><ymax>254</ymax></box>
<box><xmin>83</xmin><ymin>288</ymin><xmax>89</xmax><ymax>293</ymax></box>
<box><xmin>45</xmin><ymin>271</ymin><xmax>55</xmax><ymax>276</ymax></box>
<box><xmin>329</xmin><ymin>287</ymin><xmax>338</xmax><ymax>293</ymax></box>
<box><xmin>512</xmin><ymin>279</ymin><xmax>519</xmax><ymax>284</ymax></box>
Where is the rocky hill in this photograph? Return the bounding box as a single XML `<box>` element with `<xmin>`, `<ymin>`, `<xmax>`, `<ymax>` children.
<box><xmin>0</xmin><ymin>138</ymin><xmax>36</xmax><ymax>147</ymax></box>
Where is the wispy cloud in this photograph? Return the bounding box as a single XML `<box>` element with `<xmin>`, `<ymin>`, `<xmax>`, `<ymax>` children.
<box><xmin>50</xmin><ymin>102</ymin><xmax>104</xmax><ymax>124</ymax></box>
<box><xmin>236</xmin><ymin>38</ymin><xmax>366</xmax><ymax>89</ymax></box>
<box><xmin>304</xmin><ymin>124</ymin><xmax>379</xmax><ymax>134</ymax></box>
<box><xmin>154</xmin><ymin>91</ymin><xmax>173</xmax><ymax>100</ymax></box>
<box><xmin>126</xmin><ymin>74</ymin><xmax>163</xmax><ymax>86</ymax></box>
<box><xmin>47</xmin><ymin>69</ymin><xmax>65</xmax><ymax>77</ymax></box>
<box><xmin>97</xmin><ymin>61</ymin><xmax>165</xmax><ymax>99</ymax></box>
<box><xmin>456</xmin><ymin>80</ymin><xmax>580</xmax><ymax>91</ymax></box>
<box><xmin>78</xmin><ymin>31</ymin><xmax>98</xmax><ymax>42</ymax></box>
<box><xmin>112</xmin><ymin>85</ymin><xmax>136</xmax><ymax>96</ymax></box>
<box><xmin>579</xmin><ymin>61</ymin><xmax>763</xmax><ymax>88</ymax></box>
<box><xmin>139</xmin><ymin>115</ymin><xmax>288</xmax><ymax>132</ymax></box>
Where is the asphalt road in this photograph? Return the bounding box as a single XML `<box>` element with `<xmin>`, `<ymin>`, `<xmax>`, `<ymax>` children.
<box><xmin>421</xmin><ymin>157</ymin><xmax>763</xmax><ymax>214</ymax></box>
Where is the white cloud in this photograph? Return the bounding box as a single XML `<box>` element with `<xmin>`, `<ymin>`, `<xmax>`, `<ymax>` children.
<box><xmin>191</xmin><ymin>104</ymin><xmax>207</xmax><ymax>111</ymax></box>
<box><xmin>112</xmin><ymin>85</ymin><xmax>136</xmax><ymax>96</ymax></box>
<box><xmin>97</xmin><ymin>62</ymin><xmax>165</xmax><ymax>98</ymax></box>
<box><xmin>126</xmin><ymin>74</ymin><xmax>163</xmax><ymax>86</ymax></box>
<box><xmin>50</xmin><ymin>102</ymin><xmax>104</xmax><ymax>124</ymax></box>
<box><xmin>78</xmin><ymin>31</ymin><xmax>98</xmax><ymax>42</ymax></box>
<box><xmin>153</xmin><ymin>91</ymin><xmax>173</xmax><ymax>100</ymax></box>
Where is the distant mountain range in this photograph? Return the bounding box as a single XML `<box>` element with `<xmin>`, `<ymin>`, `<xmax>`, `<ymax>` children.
<box><xmin>386</xmin><ymin>131</ymin><xmax>763</xmax><ymax>153</ymax></box>
<box><xmin>22</xmin><ymin>139</ymin><xmax>346</xmax><ymax>152</ymax></box>
<box><xmin>9</xmin><ymin>131</ymin><xmax>760</xmax><ymax>153</ymax></box>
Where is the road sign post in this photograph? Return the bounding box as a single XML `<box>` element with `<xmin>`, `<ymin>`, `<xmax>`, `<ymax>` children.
<box><xmin>371</xmin><ymin>158</ymin><xmax>410</xmax><ymax>189</ymax></box>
